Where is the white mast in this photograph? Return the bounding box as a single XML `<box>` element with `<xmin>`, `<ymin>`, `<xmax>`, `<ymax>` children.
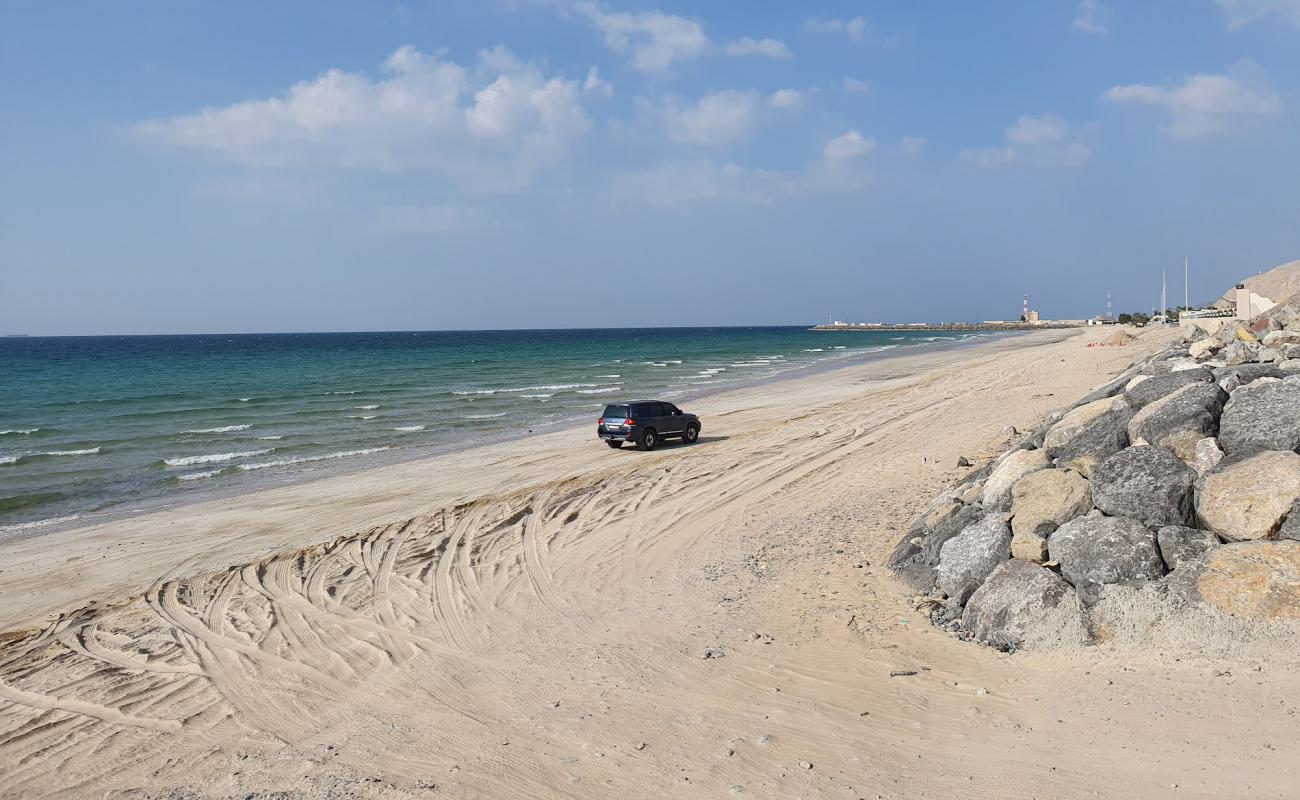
<box><xmin>1184</xmin><ymin>255</ymin><xmax>1189</xmax><ymax>312</ymax></box>
<box><xmin>1161</xmin><ymin>270</ymin><xmax>1167</xmax><ymax>324</ymax></box>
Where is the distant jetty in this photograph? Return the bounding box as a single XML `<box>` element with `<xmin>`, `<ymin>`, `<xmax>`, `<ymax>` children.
<box><xmin>809</xmin><ymin>321</ymin><xmax>1085</xmax><ymax>332</ymax></box>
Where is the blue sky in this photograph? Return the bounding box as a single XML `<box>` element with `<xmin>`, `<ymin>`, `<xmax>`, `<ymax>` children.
<box><xmin>2</xmin><ymin>1</ymin><xmax>1298</xmax><ymax>335</ymax></box>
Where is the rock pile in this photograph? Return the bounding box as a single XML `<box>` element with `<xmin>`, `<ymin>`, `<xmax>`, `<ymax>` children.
<box><xmin>889</xmin><ymin>294</ymin><xmax>1300</xmax><ymax>650</ymax></box>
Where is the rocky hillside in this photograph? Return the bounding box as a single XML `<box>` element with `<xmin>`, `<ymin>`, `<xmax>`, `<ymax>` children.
<box><xmin>889</xmin><ymin>295</ymin><xmax>1300</xmax><ymax>651</ymax></box>
<box><xmin>1215</xmin><ymin>258</ymin><xmax>1300</xmax><ymax>308</ymax></box>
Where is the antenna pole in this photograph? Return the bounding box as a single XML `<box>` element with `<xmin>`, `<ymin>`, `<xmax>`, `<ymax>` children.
<box><xmin>1184</xmin><ymin>255</ymin><xmax>1189</xmax><ymax>311</ymax></box>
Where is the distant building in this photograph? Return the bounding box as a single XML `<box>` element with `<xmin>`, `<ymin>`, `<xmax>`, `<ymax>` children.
<box><xmin>1180</xmin><ymin>284</ymin><xmax>1276</xmax><ymax>333</ymax></box>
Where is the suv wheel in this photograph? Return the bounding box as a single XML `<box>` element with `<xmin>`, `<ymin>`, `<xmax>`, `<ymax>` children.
<box><xmin>683</xmin><ymin>423</ymin><xmax>699</xmax><ymax>444</ymax></box>
<box><xmin>636</xmin><ymin>429</ymin><xmax>657</xmax><ymax>451</ymax></box>
<box><xmin>606</xmin><ymin>440</ymin><xmax>623</xmax><ymax>449</ymax></box>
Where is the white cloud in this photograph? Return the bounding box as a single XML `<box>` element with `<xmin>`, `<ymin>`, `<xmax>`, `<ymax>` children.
<box><xmin>1005</xmin><ymin>114</ymin><xmax>1069</xmax><ymax>145</ymax></box>
<box><xmin>767</xmin><ymin>89</ymin><xmax>803</xmax><ymax>109</ymax></box>
<box><xmin>583</xmin><ymin>66</ymin><xmax>613</xmax><ymax>98</ymax></box>
<box><xmin>823</xmin><ymin>129</ymin><xmax>876</xmax><ymax>160</ymax></box>
<box><xmin>724</xmin><ymin>37</ymin><xmax>792</xmax><ymax>60</ymax></box>
<box><xmin>843</xmin><ymin>78</ymin><xmax>871</xmax><ymax>94</ymax></box>
<box><xmin>805</xmin><ymin>16</ymin><xmax>866</xmax><ymax>42</ymax></box>
<box><xmin>960</xmin><ymin>114</ymin><xmax>1090</xmax><ymax>167</ymax></box>
<box><xmin>1072</xmin><ymin>0</ymin><xmax>1113</xmax><ymax>34</ymax></box>
<box><xmin>901</xmin><ymin>136</ymin><xmax>927</xmax><ymax>155</ymax></box>
<box><xmin>133</xmin><ymin>46</ymin><xmax>592</xmax><ymax>192</ymax></box>
<box><xmin>805</xmin><ymin>16</ymin><xmax>893</xmax><ymax>45</ymax></box>
<box><xmin>574</xmin><ymin>1</ymin><xmax>709</xmax><ymax>73</ymax></box>
<box><xmin>1103</xmin><ymin>62</ymin><xmax>1282</xmax><ymax>138</ymax></box>
<box><xmin>1214</xmin><ymin>0</ymin><xmax>1300</xmax><ymax>29</ymax></box>
<box><xmin>656</xmin><ymin>90</ymin><xmax>761</xmax><ymax>146</ymax></box>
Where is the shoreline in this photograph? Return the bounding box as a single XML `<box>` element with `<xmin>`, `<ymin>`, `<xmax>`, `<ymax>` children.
<box><xmin>0</xmin><ymin>329</ymin><xmax>1026</xmax><ymax>543</ymax></box>
<box><xmin>0</xmin><ymin>328</ymin><xmax>1066</xmax><ymax>633</ymax></box>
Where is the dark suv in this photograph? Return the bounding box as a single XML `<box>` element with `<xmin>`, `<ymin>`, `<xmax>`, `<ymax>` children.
<box><xmin>598</xmin><ymin>400</ymin><xmax>701</xmax><ymax>451</ymax></box>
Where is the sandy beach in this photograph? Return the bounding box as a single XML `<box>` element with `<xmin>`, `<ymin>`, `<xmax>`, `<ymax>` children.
<box><xmin>2</xmin><ymin>327</ymin><xmax>1297</xmax><ymax>800</ymax></box>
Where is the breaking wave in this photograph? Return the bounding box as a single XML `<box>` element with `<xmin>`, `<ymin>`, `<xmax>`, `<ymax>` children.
<box><xmin>163</xmin><ymin>449</ymin><xmax>271</xmax><ymax>467</ymax></box>
<box><xmin>237</xmin><ymin>447</ymin><xmax>389</xmax><ymax>472</ymax></box>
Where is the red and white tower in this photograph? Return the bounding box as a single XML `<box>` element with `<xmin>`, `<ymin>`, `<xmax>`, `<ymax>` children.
<box><xmin>1023</xmin><ymin>293</ymin><xmax>1029</xmax><ymax>321</ymax></box>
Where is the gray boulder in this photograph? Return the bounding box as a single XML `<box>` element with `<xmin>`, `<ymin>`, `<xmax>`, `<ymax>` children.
<box><xmin>936</xmin><ymin>515</ymin><xmax>1013</xmax><ymax>605</ymax></box>
<box><xmin>1073</xmin><ymin>375</ymin><xmax>1128</xmax><ymax>407</ymax></box>
<box><xmin>1218</xmin><ymin>379</ymin><xmax>1300</xmax><ymax>455</ymax></box>
<box><xmin>1043</xmin><ymin>396</ymin><xmax>1125</xmax><ymax>451</ymax></box>
<box><xmin>1156</xmin><ymin>525</ymin><xmax>1220</xmax><ymax>570</ymax></box>
<box><xmin>1258</xmin><ymin>346</ymin><xmax>1284</xmax><ymax>363</ymax></box>
<box><xmin>886</xmin><ymin>525</ymin><xmax>936</xmax><ymax>593</ymax></box>
<box><xmin>1212</xmin><ymin>363</ymin><xmax>1281</xmax><ymax>386</ymax></box>
<box><xmin>1048</xmin><ymin>408</ymin><xmax>1132</xmax><ymax>477</ymax></box>
<box><xmin>1090</xmin><ymin>446</ymin><xmax>1197</xmax><ymax>528</ymax></box>
<box><xmin>888</xmin><ymin>497</ymin><xmax>989</xmax><ymax>593</ymax></box>
<box><xmin>1193</xmin><ymin>436</ymin><xmax>1225</xmax><ymax>475</ymax></box>
<box><xmin>1048</xmin><ymin>515</ymin><xmax>1165</xmax><ymax>591</ymax></box>
<box><xmin>919</xmin><ymin>502</ymin><xmax>987</xmax><ymax>565</ymax></box>
<box><xmin>981</xmin><ymin>448</ymin><xmax>1052</xmax><ymax>511</ymax></box>
<box><xmin>1221</xmin><ymin>341</ymin><xmax>1259</xmax><ymax>366</ymax></box>
<box><xmin>1127</xmin><ymin>382</ymin><xmax>1228</xmax><ymax>464</ymax></box>
<box><xmin>1197</xmin><ymin>450</ymin><xmax>1300</xmax><ymax>541</ymax></box>
<box><xmin>1123</xmin><ymin>369</ymin><xmax>1213</xmax><ymax>411</ymax></box>
<box><xmin>960</xmin><ymin>559</ymin><xmax>1080</xmax><ymax>650</ymax></box>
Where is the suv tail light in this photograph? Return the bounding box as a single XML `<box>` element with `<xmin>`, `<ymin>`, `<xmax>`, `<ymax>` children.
<box><xmin>624</xmin><ymin>418</ymin><xmax>636</xmax><ymax>426</ymax></box>
<box><xmin>597</xmin><ymin>417</ymin><xmax>605</xmax><ymax>425</ymax></box>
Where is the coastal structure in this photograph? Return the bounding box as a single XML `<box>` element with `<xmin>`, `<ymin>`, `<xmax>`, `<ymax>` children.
<box><xmin>815</xmin><ymin>291</ymin><xmax>1079</xmax><ymax>332</ymax></box>
<box><xmin>811</xmin><ymin>320</ymin><xmax>1082</xmax><ymax>332</ymax></box>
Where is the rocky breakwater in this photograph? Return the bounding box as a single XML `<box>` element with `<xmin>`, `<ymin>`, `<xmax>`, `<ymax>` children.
<box><xmin>889</xmin><ymin>298</ymin><xmax>1300</xmax><ymax>650</ymax></box>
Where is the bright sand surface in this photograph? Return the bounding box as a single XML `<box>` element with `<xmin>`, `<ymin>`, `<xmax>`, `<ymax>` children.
<box><xmin>2</xmin><ymin>327</ymin><xmax>1297</xmax><ymax>799</ymax></box>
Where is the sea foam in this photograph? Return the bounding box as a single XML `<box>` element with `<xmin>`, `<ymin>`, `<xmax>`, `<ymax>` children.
<box><xmin>0</xmin><ymin>514</ymin><xmax>81</xmax><ymax>533</ymax></box>
<box><xmin>182</xmin><ymin>424</ymin><xmax>251</xmax><ymax>434</ymax></box>
<box><xmin>163</xmin><ymin>449</ymin><xmax>271</xmax><ymax>467</ymax></box>
<box><xmin>237</xmin><ymin>447</ymin><xmax>389</xmax><ymax>472</ymax></box>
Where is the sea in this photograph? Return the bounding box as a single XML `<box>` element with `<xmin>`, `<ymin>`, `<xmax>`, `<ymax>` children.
<box><xmin>0</xmin><ymin>327</ymin><xmax>1004</xmax><ymax>534</ymax></box>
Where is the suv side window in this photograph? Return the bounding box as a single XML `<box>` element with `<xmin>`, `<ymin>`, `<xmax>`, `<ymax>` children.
<box><xmin>637</xmin><ymin>403</ymin><xmax>662</xmax><ymax>418</ymax></box>
<box><xmin>663</xmin><ymin>404</ymin><xmax>680</xmax><ymax>415</ymax></box>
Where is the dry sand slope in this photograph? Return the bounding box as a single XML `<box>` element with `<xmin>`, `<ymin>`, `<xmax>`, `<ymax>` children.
<box><xmin>2</xmin><ymin>329</ymin><xmax>1297</xmax><ymax>800</ymax></box>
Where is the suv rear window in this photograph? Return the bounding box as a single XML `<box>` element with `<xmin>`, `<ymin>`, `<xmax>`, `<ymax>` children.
<box><xmin>602</xmin><ymin>404</ymin><xmax>630</xmax><ymax>419</ymax></box>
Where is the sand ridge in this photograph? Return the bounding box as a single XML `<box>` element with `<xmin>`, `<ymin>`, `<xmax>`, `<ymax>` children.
<box><xmin>1</xmin><ymin>328</ymin><xmax>1297</xmax><ymax>799</ymax></box>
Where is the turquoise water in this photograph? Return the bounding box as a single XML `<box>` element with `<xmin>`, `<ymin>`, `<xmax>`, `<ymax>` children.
<box><xmin>0</xmin><ymin>327</ymin><xmax>1000</xmax><ymax>533</ymax></box>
